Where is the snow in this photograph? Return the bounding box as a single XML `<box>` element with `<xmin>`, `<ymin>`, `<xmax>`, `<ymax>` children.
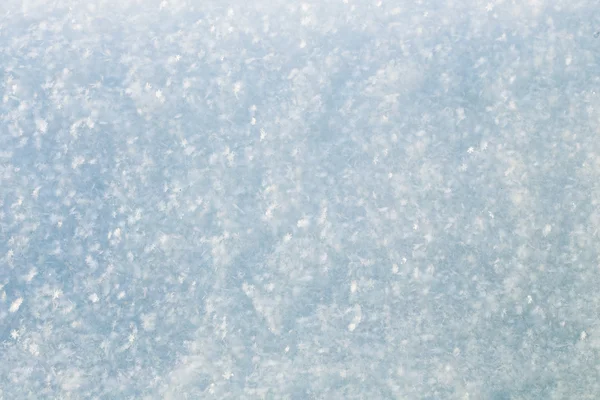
<box><xmin>1</xmin><ymin>0</ymin><xmax>600</xmax><ymax>398</ymax></box>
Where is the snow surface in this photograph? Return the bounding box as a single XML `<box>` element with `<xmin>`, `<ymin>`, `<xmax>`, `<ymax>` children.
<box><xmin>1</xmin><ymin>0</ymin><xmax>600</xmax><ymax>398</ymax></box>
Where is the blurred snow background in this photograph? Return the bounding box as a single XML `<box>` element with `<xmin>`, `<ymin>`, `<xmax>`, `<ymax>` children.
<box><xmin>1</xmin><ymin>0</ymin><xmax>600</xmax><ymax>398</ymax></box>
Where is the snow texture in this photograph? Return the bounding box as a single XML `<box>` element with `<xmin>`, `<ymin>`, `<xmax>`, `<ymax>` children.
<box><xmin>1</xmin><ymin>0</ymin><xmax>599</xmax><ymax>398</ymax></box>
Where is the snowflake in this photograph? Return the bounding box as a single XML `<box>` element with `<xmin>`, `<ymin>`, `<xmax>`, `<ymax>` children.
<box><xmin>222</xmin><ymin>371</ymin><xmax>234</xmax><ymax>380</ymax></box>
<box><xmin>9</xmin><ymin>297</ymin><xmax>23</xmax><ymax>313</ymax></box>
<box><xmin>542</xmin><ymin>224</ymin><xmax>552</xmax><ymax>237</ymax></box>
<box><xmin>233</xmin><ymin>81</ymin><xmax>242</xmax><ymax>97</ymax></box>
<box><xmin>297</xmin><ymin>217</ymin><xmax>310</xmax><ymax>228</ymax></box>
<box><xmin>226</xmin><ymin>150</ymin><xmax>236</xmax><ymax>165</ymax></box>
<box><xmin>36</xmin><ymin>119</ymin><xmax>48</xmax><ymax>134</ymax></box>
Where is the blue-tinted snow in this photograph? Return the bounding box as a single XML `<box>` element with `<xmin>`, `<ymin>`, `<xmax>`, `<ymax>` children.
<box><xmin>1</xmin><ymin>0</ymin><xmax>600</xmax><ymax>398</ymax></box>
